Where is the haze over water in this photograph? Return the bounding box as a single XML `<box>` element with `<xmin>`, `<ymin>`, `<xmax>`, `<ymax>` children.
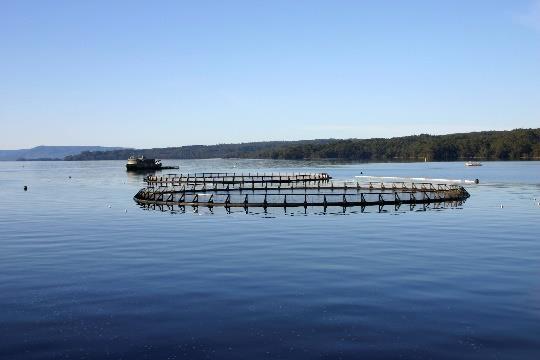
<box><xmin>1</xmin><ymin>160</ymin><xmax>539</xmax><ymax>359</ymax></box>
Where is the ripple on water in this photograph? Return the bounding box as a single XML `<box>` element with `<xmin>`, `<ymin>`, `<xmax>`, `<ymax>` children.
<box><xmin>1</xmin><ymin>160</ymin><xmax>540</xmax><ymax>359</ymax></box>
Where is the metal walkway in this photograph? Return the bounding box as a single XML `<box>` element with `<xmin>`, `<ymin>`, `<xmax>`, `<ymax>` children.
<box><xmin>145</xmin><ymin>172</ymin><xmax>332</xmax><ymax>185</ymax></box>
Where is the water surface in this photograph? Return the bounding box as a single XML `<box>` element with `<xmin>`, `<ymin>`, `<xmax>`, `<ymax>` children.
<box><xmin>1</xmin><ymin>160</ymin><xmax>539</xmax><ymax>359</ymax></box>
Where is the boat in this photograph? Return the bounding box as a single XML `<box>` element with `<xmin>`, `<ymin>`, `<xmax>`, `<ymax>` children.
<box><xmin>465</xmin><ymin>161</ymin><xmax>482</xmax><ymax>167</ymax></box>
<box><xmin>126</xmin><ymin>156</ymin><xmax>178</xmax><ymax>171</ymax></box>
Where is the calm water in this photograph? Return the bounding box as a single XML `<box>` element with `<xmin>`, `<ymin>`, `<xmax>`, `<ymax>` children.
<box><xmin>1</xmin><ymin>160</ymin><xmax>539</xmax><ymax>359</ymax></box>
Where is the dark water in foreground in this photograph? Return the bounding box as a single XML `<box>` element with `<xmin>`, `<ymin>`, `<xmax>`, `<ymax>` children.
<box><xmin>1</xmin><ymin>160</ymin><xmax>539</xmax><ymax>359</ymax></box>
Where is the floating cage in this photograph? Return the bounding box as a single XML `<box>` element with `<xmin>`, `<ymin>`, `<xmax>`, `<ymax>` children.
<box><xmin>145</xmin><ymin>172</ymin><xmax>332</xmax><ymax>185</ymax></box>
<box><xmin>134</xmin><ymin>172</ymin><xmax>470</xmax><ymax>213</ymax></box>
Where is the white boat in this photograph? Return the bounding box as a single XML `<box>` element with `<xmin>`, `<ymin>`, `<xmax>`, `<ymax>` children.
<box><xmin>465</xmin><ymin>161</ymin><xmax>482</xmax><ymax>167</ymax></box>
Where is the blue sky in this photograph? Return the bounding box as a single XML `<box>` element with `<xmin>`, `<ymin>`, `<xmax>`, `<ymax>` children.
<box><xmin>1</xmin><ymin>0</ymin><xmax>539</xmax><ymax>149</ymax></box>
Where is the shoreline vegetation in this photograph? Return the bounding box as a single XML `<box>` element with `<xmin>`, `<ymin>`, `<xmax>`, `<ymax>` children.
<box><xmin>65</xmin><ymin>128</ymin><xmax>540</xmax><ymax>162</ymax></box>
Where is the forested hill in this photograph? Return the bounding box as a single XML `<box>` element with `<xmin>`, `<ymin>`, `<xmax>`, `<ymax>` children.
<box><xmin>65</xmin><ymin>140</ymin><xmax>333</xmax><ymax>161</ymax></box>
<box><xmin>65</xmin><ymin>128</ymin><xmax>540</xmax><ymax>161</ymax></box>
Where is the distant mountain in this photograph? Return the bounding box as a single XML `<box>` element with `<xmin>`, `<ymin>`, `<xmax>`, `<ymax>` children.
<box><xmin>0</xmin><ymin>146</ymin><xmax>125</xmax><ymax>161</ymax></box>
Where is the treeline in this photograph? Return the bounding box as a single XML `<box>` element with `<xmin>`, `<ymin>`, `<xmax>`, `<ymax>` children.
<box><xmin>65</xmin><ymin>140</ymin><xmax>333</xmax><ymax>161</ymax></box>
<box><xmin>256</xmin><ymin>129</ymin><xmax>540</xmax><ymax>161</ymax></box>
<box><xmin>65</xmin><ymin>128</ymin><xmax>540</xmax><ymax>161</ymax></box>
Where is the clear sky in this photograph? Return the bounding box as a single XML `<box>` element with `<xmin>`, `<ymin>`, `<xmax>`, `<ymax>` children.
<box><xmin>1</xmin><ymin>0</ymin><xmax>539</xmax><ymax>149</ymax></box>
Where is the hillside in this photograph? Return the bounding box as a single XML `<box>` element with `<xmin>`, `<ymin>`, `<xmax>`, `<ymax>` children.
<box><xmin>64</xmin><ymin>140</ymin><xmax>332</xmax><ymax>161</ymax></box>
<box><xmin>64</xmin><ymin>128</ymin><xmax>540</xmax><ymax>161</ymax></box>
<box><xmin>258</xmin><ymin>129</ymin><xmax>540</xmax><ymax>161</ymax></box>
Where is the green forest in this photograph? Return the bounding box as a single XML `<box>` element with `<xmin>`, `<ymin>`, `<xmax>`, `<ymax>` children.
<box><xmin>66</xmin><ymin>128</ymin><xmax>540</xmax><ymax>161</ymax></box>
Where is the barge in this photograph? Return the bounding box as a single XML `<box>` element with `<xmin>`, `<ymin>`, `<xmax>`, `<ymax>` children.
<box><xmin>126</xmin><ymin>156</ymin><xmax>179</xmax><ymax>171</ymax></box>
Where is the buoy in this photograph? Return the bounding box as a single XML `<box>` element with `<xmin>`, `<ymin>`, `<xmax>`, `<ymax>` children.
<box><xmin>124</xmin><ymin>209</ymin><xmax>127</xmax><ymax>213</ymax></box>
<box><xmin>475</xmin><ymin>179</ymin><xmax>479</xmax><ymax>184</ymax></box>
<box><xmin>68</xmin><ymin>176</ymin><xmax>71</xmax><ymax>179</ymax></box>
<box><xmin>23</xmin><ymin>185</ymin><xmax>27</xmax><ymax>191</ymax></box>
<box><xmin>500</xmin><ymin>204</ymin><xmax>504</xmax><ymax>208</ymax></box>
<box><xmin>108</xmin><ymin>205</ymin><xmax>111</xmax><ymax>208</ymax></box>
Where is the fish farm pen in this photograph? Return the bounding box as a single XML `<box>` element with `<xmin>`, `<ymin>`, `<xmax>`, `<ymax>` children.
<box><xmin>134</xmin><ymin>172</ymin><xmax>470</xmax><ymax>213</ymax></box>
<box><xmin>145</xmin><ymin>172</ymin><xmax>333</xmax><ymax>185</ymax></box>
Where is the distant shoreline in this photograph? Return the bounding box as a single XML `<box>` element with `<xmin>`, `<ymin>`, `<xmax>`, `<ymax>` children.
<box><xmin>5</xmin><ymin>157</ymin><xmax>540</xmax><ymax>163</ymax></box>
<box><xmin>3</xmin><ymin>128</ymin><xmax>539</xmax><ymax>162</ymax></box>
<box><xmin>65</xmin><ymin>128</ymin><xmax>540</xmax><ymax>162</ymax></box>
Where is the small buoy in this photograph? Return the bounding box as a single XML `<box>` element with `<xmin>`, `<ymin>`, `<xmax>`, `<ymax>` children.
<box><xmin>23</xmin><ymin>185</ymin><xmax>28</xmax><ymax>191</ymax></box>
<box><xmin>474</xmin><ymin>179</ymin><xmax>479</xmax><ymax>184</ymax></box>
<box><xmin>68</xmin><ymin>176</ymin><xmax>71</xmax><ymax>179</ymax></box>
<box><xmin>108</xmin><ymin>205</ymin><xmax>111</xmax><ymax>208</ymax></box>
<box><xmin>500</xmin><ymin>204</ymin><xmax>504</xmax><ymax>208</ymax></box>
<box><xmin>124</xmin><ymin>209</ymin><xmax>127</xmax><ymax>213</ymax></box>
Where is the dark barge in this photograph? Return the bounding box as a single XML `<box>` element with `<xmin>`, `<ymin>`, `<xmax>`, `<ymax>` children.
<box><xmin>126</xmin><ymin>156</ymin><xmax>179</xmax><ymax>171</ymax></box>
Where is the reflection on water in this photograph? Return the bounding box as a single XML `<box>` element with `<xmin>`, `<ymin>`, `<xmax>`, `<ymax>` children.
<box><xmin>139</xmin><ymin>201</ymin><xmax>466</xmax><ymax>216</ymax></box>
